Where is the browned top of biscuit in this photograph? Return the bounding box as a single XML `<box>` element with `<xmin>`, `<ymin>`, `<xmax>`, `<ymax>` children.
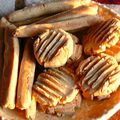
<box><xmin>83</xmin><ymin>18</ymin><xmax>120</xmax><ymax>55</ymax></box>
<box><xmin>33</xmin><ymin>67</ymin><xmax>78</xmax><ymax>107</ymax></box>
<box><xmin>94</xmin><ymin>65</ymin><xmax>120</xmax><ymax>99</ymax></box>
<box><xmin>33</xmin><ymin>29</ymin><xmax>73</xmax><ymax>67</ymax></box>
<box><xmin>76</xmin><ymin>54</ymin><xmax>119</xmax><ymax>99</ymax></box>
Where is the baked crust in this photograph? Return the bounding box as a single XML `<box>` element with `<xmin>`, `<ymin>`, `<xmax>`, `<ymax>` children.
<box><xmin>0</xmin><ymin>28</ymin><xmax>19</xmax><ymax>109</ymax></box>
<box><xmin>33</xmin><ymin>29</ymin><xmax>74</xmax><ymax>67</ymax></box>
<box><xmin>16</xmin><ymin>39</ymin><xmax>36</xmax><ymax>110</ymax></box>
<box><xmin>36</xmin><ymin>4</ymin><xmax>98</xmax><ymax>24</ymax></box>
<box><xmin>33</xmin><ymin>67</ymin><xmax>78</xmax><ymax>108</ymax></box>
<box><xmin>83</xmin><ymin>18</ymin><xmax>120</xmax><ymax>55</ymax></box>
<box><xmin>0</xmin><ymin>27</ymin><xmax>4</xmax><ymax>107</ymax></box>
<box><xmin>76</xmin><ymin>54</ymin><xmax>120</xmax><ymax>100</ymax></box>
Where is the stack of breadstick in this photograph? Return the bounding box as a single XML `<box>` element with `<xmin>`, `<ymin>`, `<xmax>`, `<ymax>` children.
<box><xmin>1</xmin><ymin>0</ymin><xmax>117</xmax><ymax>120</ymax></box>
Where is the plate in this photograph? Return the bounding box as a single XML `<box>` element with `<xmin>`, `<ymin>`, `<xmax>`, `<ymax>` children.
<box><xmin>0</xmin><ymin>1</ymin><xmax>120</xmax><ymax>120</ymax></box>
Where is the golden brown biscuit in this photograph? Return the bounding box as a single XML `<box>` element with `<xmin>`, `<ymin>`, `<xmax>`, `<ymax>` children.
<box><xmin>33</xmin><ymin>29</ymin><xmax>73</xmax><ymax>67</ymax></box>
<box><xmin>76</xmin><ymin>54</ymin><xmax>120</xmax><ymax>100</ymax></box>
<box><xmin>104</xmin><ymin>40</ymin><xmax>120</xmax><ymax>63</ymax></box>
<box><xmin>67</xmin><ymin>44</ymin><xmax>83</xmax><ymax>67</ymax></box>
<box><xmin>93</xmin><ymin>65</ymin><xmax>120</xmax><ymax>100</ymax></box>
<box><xmin>67</xmin><ymin>35</ymin><xmax>83</xmax><ymax>69</ymax></box>
<box><xmin>32</xmin><ymin>67</ymin><xmax>78</xmax><ymax>109</ymax></box>
<box><xmin>83</xmin><ymin>18</ymin><xmax>120</xmax><ymax>55</ymax></box>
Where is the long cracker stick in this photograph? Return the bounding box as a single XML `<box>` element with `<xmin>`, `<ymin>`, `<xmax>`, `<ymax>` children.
<box><xmin>14</xmin><ymin>14</ymin><xmax>51</xmax><ymax>26</ymax></box>
<box><xmin>25</xmin><ymin>96</ymin><xmax>36</xmax><ymax>120</ymax></box>
<box><xmin>0</xmin><ymin>17</ymin><xmax>16</xmax><ymax>29</ymax></box>
<box><xmin>15</xmin><ymin>15</ymin><xmax>102</xmax><ymax>38</ymax></box>
<box><xmin>16</xmin><ymin>39</ymin><xmax>36</xmax><ymax>110</ymax></box>
<box><xmin>6</xmin><ymin>0</ymin><xmax>91</xmax><ymax>23</ymax></box>
<box><xmin>0</xmin><ymin>28</ymin><xmax>19</xmax><ymax>109</ymax></box>
<box><xmin>35</xmin><ymin>4</ymin><xmax>98</xmax><ymax>24</ymax></box>
<box><xmin>0</xmin><ymin>27</ymin><xmax>4</xmax><ymax>81</ymax></box>
<box><xmin>0</xmin><ymin>27</ymin><xmax>4</xmax><ymax>106</ymax></box>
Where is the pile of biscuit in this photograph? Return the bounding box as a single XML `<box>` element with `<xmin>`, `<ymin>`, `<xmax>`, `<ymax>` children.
<box><xmin>0</xmin><ymin>0</ymin><xmax>120</xmax><ymax>119</ymax></box>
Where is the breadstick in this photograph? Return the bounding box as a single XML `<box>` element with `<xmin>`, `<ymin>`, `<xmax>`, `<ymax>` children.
<box><xmin>6</xmin><ymin>0</ymin><xmax>91</xmax><ymax>23</ymax></box>
<box><xmin>16</xmin><ymin>39</ymin><xmax>36</xmax><ymax>110</ymax></box>
<box><xmin>0</xmin><ymin>27</ymin><xmax>4</xmax><ymax>81</ymax></box>
<box><xmin>0</xmin><ymin>28</ymin><xmax>19</xmax><ymax>109</ymax></box>
<box><xmin>15</xmin><ymin>15</ymin><xmax>102</xmax><ymax>38</ymax></box>
<box><xmin>0</xmin><ymin>28</ymin><xmax>4</xmax><ymax>105</ymax></box>
<box><xmin>25</xmin><ymin>96</ymin><xmax>36</xmax><ymax>120</ymax></box>
<box><xmin>35</xmin><ymin>4</ymin><xmax>98</xmax><ymax>24</ymax></box>
<box><xmin>0</xmin><ymin>17</ymin><xmax>16</xmax><ymax>29</ymax></box>
<box><xmin>14</xmin><ymin>14</ymin><xmax>50</xmax><ymax>26</ymax></box>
